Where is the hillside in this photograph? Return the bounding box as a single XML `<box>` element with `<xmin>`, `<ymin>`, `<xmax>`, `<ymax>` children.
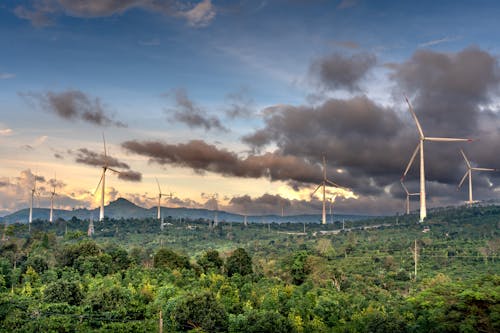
<box><xmin>0</xmin><ymin>197</ymin><xmax>371</xmax><ymax>224</ymax></box>
<box><xmin>0</xmin><ymin>202</ymin><xmax>498</xmax><ymax>332</ymax></box>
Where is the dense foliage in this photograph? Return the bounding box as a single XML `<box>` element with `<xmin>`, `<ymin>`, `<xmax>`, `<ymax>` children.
<box><xmin>0</xmin><ymin>204</ymin><xmax>499</xmax><ymax>332</ymax></box>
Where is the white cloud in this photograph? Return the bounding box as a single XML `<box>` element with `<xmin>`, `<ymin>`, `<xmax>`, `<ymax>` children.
<box><xmin>0</xmin><ymin>128</ymin><xmax>13</xmax><ymax>136</ymax></box>
<box><xmin>181</xmin><ymin>0</ymin><xmax>216</xmax><ymax>27</ymax></box>
<box><xmin>0</xmin><ymin>73</ymin><xmax>15</xmax><ymax>79</ymax></box>
<box><xmin>418</xmin><ymin>36</ymin><xmax>461</xmax><ymax>48</ymax></box>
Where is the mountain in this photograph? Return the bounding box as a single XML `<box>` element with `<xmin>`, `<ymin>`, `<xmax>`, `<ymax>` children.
<box><xmin>0</xmin><ymin>198</ymin><xmax>373</xmax><ymax>224</ymax></box>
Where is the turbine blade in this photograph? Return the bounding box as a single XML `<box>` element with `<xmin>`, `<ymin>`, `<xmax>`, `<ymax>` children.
<box><xmin>471</xmin><ymin>167</ymin><xmax>497</xmax><ymax>172</ymax></box>
<box><xmin>156</xmin><ymin>177</ymin><xmax>162</xmax><ymax>194</ymax></box>
<box><xmin>425</xmin><ymin>137</ymin><xmax>472</xmax><ymax>142</ymax></box>
<box><xmin>403</xmin><ymin>142</ymin><xmax>420</xmax><ymax>178</ymax></box>
<box><xmin>108</xmin><ymin>167</ymin><xmax>121</xmax><ymax>174</ymax></box>
<box><xmin>460</xmin><ymin>149</ymin><xmax>471</xmax><ymax>168</ymax></box>
<box><xmin>94</xmin><ymin>171</ymin><xmax>104</xmax><ymax>195</ymax></box>
<box><xmin>102</xmin><ymin>133</ymin><xmax>108</xmax><ymax>166</ymax></box>
<box><xmin>458</xmin><ymin>170</ymin><xmax>468</xmax><ymax>189</ymax></box>
<box><xmin>410</xmin><ymin>193</ymin><xmax>420</xmax><ymax>196</ymax></box>
<box><xmin>404</xmin><ymin>95</ymin><xmax>424</xmax><ymax>138</ymax></box>
<box><xmin>311</xmin><ymin>183</ymin><xmax>322</xmax><ymax>197</ymax></box>
<box><xmin>325</xmin><ymin>179</ymin><xmax>346</xmax><ymax>189</ymax></box>
<box><xmin>400</xmin><ymin>180</ymin><xmax>409</xmax><ymax>195</ymax></box>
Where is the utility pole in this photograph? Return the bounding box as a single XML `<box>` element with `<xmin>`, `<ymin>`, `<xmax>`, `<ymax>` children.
<box><xmin>412</xmin><ymin>239</ymin><xmax>418</xmax><ymax>281</ymax></box>
<box><xmin>159</xmin><ymin>310</ymin><xmax>163</xmax><ymax>333</ymax></box>
<box><xmin>303</xmin><ymin>222</ymin><xmax>306</xmax><ymax>233</ymax></box>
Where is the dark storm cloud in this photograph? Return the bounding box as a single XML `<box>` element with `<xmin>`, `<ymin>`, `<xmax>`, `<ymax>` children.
<box><xmin>74</xmin><ymin>148</ymin><xmax>130</xmax><ymax>169</ymax></box>
<box><xmin>166</xmin><ymin>88</ymin><xmax>228</xmax><ymax>132</ymax></box>
<box><xmin>118</xmin><ymin>170</ymin><xmax>142</xmax><ymax>182</ymax></box>
<box><xmin>390</xmin><ymin>47</ymin><xmax>500</xmax><ymax>136</ymax></box>
<box><xmin>14</xmin><ymin>0</ymin><xmax>215</xmax><ymax>28</ymax></box>
<box><xmin>310</xmin><ymin>52</ymin><xmax>376</xmax><ymax>92</ymax></box>
<box><xmin>122</xmin><ymin>139</ymin><xmax>322</xmax><ymax>184</ymax></box>
<box><xmin>19</xmin><ymin>90</ymin><xmax>126</xmax><ymax>128</ymax></box>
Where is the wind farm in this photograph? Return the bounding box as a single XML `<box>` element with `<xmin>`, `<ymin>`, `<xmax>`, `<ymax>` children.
<box><xmin>1</xmin><ymin>1</ymin><xmax>500</xmax><ymax>332</ymax></box>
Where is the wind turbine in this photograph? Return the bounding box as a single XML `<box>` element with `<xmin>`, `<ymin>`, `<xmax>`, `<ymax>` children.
<box><xmin>49</xmin><ymin>175</ymin><xmax>57</xmax><ymax>223</ymax></box>
<box><xmin>403</xmin><ymin>96</ymin><xmax>472</xmax><ymax>222</ymax></box>
<box><xmin>400</xmin><ymin>180</ymin><xmax>419</xmax><ymax>215</ymax></box>
<box><xmin>156</xmin><ymin>178</ymin><xmax>164</xmax><ymax>220</ymax></box>
<box><xmin>311</xmin><ymin>155</ymin><xmax>347</xmax><ymax>225</ymax></box>
<box><xmin>29</xmin><ymin>175</ymin><xmax>37</xmax><ymax>225</ymax></box>
<box><xmin>94</xmin><ymin>134</ymin><xmax>121</xmax><ymax>221</ymax></box>
<box><xmin>458</xmin><ymin>149</ymin><xmax>498</xmax><ymax>204</ymax></box>
<box><xmin>213</xmin><ymin>193</ymin><xmax>219</xmax><ymax>227</ymax></box>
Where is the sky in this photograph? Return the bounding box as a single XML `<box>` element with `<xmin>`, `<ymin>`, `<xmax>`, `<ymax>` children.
<box><xmin>2</xmin><ymin>0</ymin><xmax>500</xmax><ymax>217</ymax></box>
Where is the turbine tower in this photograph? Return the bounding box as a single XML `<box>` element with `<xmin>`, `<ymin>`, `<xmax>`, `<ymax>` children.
<box><xmin>213</xmin><ymin>194</ymin><xmax>219</xmax><ymax>227</ymax></box>
<box><xmin>49</xmin><ymin>176</ymin><xmax>56</xmax><ymax>223</ymax></box>
<box><xmin>29</xmin><ymin>175</ymin><xmax>37</xmax><ymax>225</ymax></box>
<box><xmin>94</xmin><ymin>134</ymin><xmax>121</xmax><ymax>221</ymax></box>
<box><xmin>156</xmin><ymin>178</ymin><xmax>164</xmax><ymax>220</ymax></box>
<box><xmin>403</xmin><ymin>96</ymin><xmax>472</xmax><ymax>222</ymax></box>
<box><xmin>400</xmin><ymin>180</ymin><xmax>419</xmax><ymax>215</ymax></box>
<box><xmin>155</xmin><ymin>178</ymin><xmax>173</xmax><ymax>221</ymax></box>
<box><xmin>311</xmin><ymin>155</ymin><xmax>347</xmax><ymax>225</ymax></box>
<box><xmin>458</xmin><ymin>149</ymin><xmax>498</xmax><ymax>204</ymax></box>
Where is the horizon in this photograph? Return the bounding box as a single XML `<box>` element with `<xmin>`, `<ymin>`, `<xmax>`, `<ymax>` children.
<box><xmin>2</xmin><ymin>1</ymin><xmax>500</xmax><ymax>218</ymax></box>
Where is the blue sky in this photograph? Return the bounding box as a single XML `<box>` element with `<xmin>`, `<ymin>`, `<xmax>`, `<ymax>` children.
<box><xmin>2</xmin><ymin>0</ymin><xmax>500</xmax><ymax>217</ymax></box>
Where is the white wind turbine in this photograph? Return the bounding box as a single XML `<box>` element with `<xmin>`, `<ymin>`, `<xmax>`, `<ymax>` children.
<box><xmin>155</xmin><ymin>178</ymin><xmax>173</xmax><ymax>220</ymax></box>
<box><xmin>311</xmin><ymin>155</ymin><xmax>347</xmax><ymax>225</ymax></box>
<box><xmin>49</xmin><ymin>175</ymin><xmax>57</xmax><ymax>223</ymax></box>
<box><xmin>213</xmin><ymin>193</ymin><xmax>219</xmax><ymax>227</ymax></box>
<box><xmin>458</xmin><ymin>149</ymin><xmax>498</xmax><ymax>205</ymax></box>
<box><xmin>29</xmin><ymin>175</ymin><xmax>37</xmax><ymax>225</ymax></box>
<box><xmin>94</xmin><ymin>134</ymin><xmax>121</xmax><ymax>221</ymax></box>
<box><xmin>400</xmin><ymin>180</ymin><xmax>419</xmax><ymax>215</ymax></box>
<box><xmin>403</xmin><ymin>96</ymin><xmax>472</xmax><ymax>222</ymax></box>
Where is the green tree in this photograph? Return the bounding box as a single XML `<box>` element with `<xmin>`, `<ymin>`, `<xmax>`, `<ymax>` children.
<box><xmin>290</xmin><ymin>250</ymin><xmax>310</xmax><ymax>285</ymax></box>
<box><xmin>154</xmin><ymin>248</ymin><xmax>190</xmax><ymax>270</ymax></box>
<box><xmin>225</xmin><ymin>248</ymin><xmax>252</xmax><ymax>277</ymax></box>
<box><xmin>44</xmin><ymin>279</ymin><xmax>83</xmax><ymax>305</ymax></box>
<box><xmin>197</xmin><ymin>249</ymin><xmax>224</xmax><ymax>273</ymax></box>
<box><xmin>172</xmin><ymin>291</ymin><xmax>228</xmax><ymax>332</ymax></box>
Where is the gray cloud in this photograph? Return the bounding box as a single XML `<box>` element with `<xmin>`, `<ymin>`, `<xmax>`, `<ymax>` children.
<box><xmin>310</xmin><ymin>52</ymin><xmax>376</xmax><ymax>92</ymax></box>
<box><xmin>241</xmin><ymin>44</ymin><xmax>500</xmax><ymax>212</ymax></box>
<box><xmin>390</xmin><ymin>47</ymin><xmax>500</xmax><ymax>136</ymax></box>
<box><xmin>165</xmin><ymin>88</ymin><xmax>228</xmax><ymax>132</ymax></box>
<box><xmin>122</xmin><ymin>139</ymin><xmax>322</xmax><ymax>184</ymax></box>
<box><xmin>224</xmin><ymin>87</ymin><xmax>255</xmax><ymax>119</ymax></box>
<box><xmin>14</xmin><ymin>0</ymin><xmax>216</xmax><ymax>28</ymax></box>
<box><xmin>118</xmin><ymin>170</ymin><xmax>142</xmax><ymax>182</ymax></box>
<box><xmin>73</xmin><ymin>148</ymin><xmax>130</xmax><ymax>169</ymax></box>
<box><xmin>20</xmin><ymin>90</ymin><xmax>126</xmax><ymax>128</ymax></box>
<box><xmin>72</xmin><ymin>148</ymin><xmax>143</xmax><ymax>183</ymax></box>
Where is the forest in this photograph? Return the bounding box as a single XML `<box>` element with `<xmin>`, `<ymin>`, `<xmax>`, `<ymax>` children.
<box><xmin>0</xmin><ymin>205</ymin><xmax>499</xmax><ymax>332</ymax></box>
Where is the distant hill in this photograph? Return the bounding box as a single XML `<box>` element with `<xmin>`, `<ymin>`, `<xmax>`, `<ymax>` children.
<box><xmin>0</xmin><ymin>197</ymin><xmax>372</xmax><ymax>224</ymax></box>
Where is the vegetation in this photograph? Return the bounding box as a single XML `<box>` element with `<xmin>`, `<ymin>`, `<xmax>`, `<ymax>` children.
<box><xmin>0</xmin><ymin>204</ymin><xmax>499</xmax><ymax>332</ymax></box>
